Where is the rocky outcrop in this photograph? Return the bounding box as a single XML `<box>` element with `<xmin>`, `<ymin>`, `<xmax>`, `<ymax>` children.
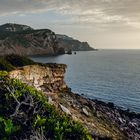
<box><xmin>7</xmin><ymin>62</ymin><xmax>140</xmax><ymax>140</ymax></box>
<box><xmin>0</xmin><ymin>23</ymin><xmax>33</xmax><ymax>32</ymax></box>
<box><xmin>0</xmin><ymin>29</ymin><xmax>58</xmax><ymax>55</ymax></box>
<box><xmin>0</xmin><ymin>23</ymin><xmax>63</xmax><ymax>56</ymax></box>
<box><xmin>8</xmin><ymin>63</ymin><xmax>140</xmax><ymax>140</ymax></box>
<box><xmin>57</xmin><ymin>34</ymin><xmax>96</xmax><ymax>51</ymax></box>
<box><xmin>0</xmin><ymin>23</ymin><xmax>97</xmax><ymax>56</ymax></box>
<box><xmin>9</xmin><ymin>64</ymin><xmax>67</xmax><ymax>93</ymax></box>
<box><xmin>58</xmin><ymin>91</ymin><xmax>140</xmax><ymax>140</ymax></box>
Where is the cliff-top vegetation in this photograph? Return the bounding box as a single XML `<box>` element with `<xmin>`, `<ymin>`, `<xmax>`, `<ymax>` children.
<box><xmin>0</xmin><ymin>55</ymin><xmax>91</xmax><ymax>140</ymax></box>
<box><xmin>0</xmin><ymin>71</ymin><xmax>91</xmax><ymax>140</ymax></box>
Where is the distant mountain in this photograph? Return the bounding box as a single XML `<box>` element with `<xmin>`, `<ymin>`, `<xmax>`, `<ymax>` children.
<box><xmin>0</xmin><ymin>23</ymin><xmax>96</xmax><ymax>56</ymax></box>
<box><xmin>57</xmin><ymin>34</ymin><xmax>95</xmax><ymax>51</ymax></box>
<box><xmin>0</xmin><ymin>23</ymin><xmax>60</xmax><ymax>56</ymax></box>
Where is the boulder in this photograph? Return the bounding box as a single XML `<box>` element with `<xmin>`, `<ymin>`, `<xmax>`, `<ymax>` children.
<box><xmin>60</xmin><ymin>104</ymin><xmax>71</xmax><ymax>115</ymax></box>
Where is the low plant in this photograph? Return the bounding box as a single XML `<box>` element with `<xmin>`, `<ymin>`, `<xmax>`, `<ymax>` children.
<box><xmin>0</xmin><ymin>74</ymin><xmax>91</xmax><ymax>140</ymax></box>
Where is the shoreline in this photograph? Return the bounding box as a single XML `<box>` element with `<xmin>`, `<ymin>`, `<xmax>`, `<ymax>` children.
<box><xmin>81</xmin><ymin>93</ymin><xmax>140</xmax><ymax>115</ymax></box>
<box><xmin>8</xmin><ymin>63</ymin><xmax>140</xmax><ymax>139</ymax></box>
<box><xmin>67</xmin><ymin>91</ymin><xmax>140</xmax><ymax>139</ymax></box>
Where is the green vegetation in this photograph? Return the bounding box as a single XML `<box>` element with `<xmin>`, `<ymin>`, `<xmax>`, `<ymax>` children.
<box><xmin>4</xmin><ymin>54</ymin><xmax>35</xmax><ymax>67</ymax></box>
<box><xmin>0</xmin><ymin>58</ymin><xmax>14</xmax><ymax>71</ymax></box>
<box><xmin>14</xmin><ymin>36</ymin><xmax>30</xmax><ymax>47</ymax></box>
<box><xmin>0</xmin><ymin>54</ymin><xmax>36</xmax><ymax>71</ymax></box>
<box><xmin>0</xmin><ymin>72</ymin><xmax>91</xmax><ymax>140</ymax></box>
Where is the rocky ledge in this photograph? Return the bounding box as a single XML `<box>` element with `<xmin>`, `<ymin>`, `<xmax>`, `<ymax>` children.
<box><xmin>9</xmin><ymin>64</ymin><xmax>67</xmax><ymax>93</ymax></box>
<box><xmin>9</xmin><ymin>64</ymin><xmax>140</xmax><ymax>140</ymax></box>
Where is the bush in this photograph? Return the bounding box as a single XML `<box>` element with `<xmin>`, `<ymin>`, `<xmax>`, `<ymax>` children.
<box><xmin>4</xmin><ymin>54</ymin><xmax>36</xmax><ymax>67</ymax></box>
<box><xmin>0</xmin><ymin>58</ymin><xmax>14</xmax><ymax>71</ymax></box>
<box><xmin>0</xmin><ymin>74</ymin><xmax>91</xmax><ymax>140</ymax></box>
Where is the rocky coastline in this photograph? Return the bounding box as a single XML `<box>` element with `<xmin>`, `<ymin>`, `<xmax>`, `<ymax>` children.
<box><xmin>0</xmin><ymin>23</ymin><xmax>96</xmax><ymax>56</ymax></box>
<box><xmin>57</xmin><ymin>90</ymin><xmax>140</xmax><ymax>140</ymax></box>
<box><xmin>77</xmin><ymin>94</ymin><xmax>140</xmax><ymax>139</ymax></box>
<box><xmin>9</xmin><ymin>64</ymin><xmax>140</xmax><ymax>140</ymax></box>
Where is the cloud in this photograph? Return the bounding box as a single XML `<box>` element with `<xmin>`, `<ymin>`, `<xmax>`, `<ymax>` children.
<box><xmin>0</xmin><ymin>0</ymin><xmax>140</xmax><ymax>29</ymax></box>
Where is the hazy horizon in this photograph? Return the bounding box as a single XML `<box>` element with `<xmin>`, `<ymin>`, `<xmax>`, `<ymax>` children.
<box><xmin>0</xmin><ymin>0</ymin><xmax>140</xmax><ymax>49</ymax></box>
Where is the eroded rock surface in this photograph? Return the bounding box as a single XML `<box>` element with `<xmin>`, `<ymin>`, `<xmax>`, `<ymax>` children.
<box><xmin>9</xmin><ymin>64</ymin><xmax>67</xmax><ymax>93</ymax></box>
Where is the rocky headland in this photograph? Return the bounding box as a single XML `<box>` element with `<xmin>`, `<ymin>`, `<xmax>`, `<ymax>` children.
<box><xmin>56</xmin><ymin>34</ymin><xmax>96</xmax><ymax>51</ymax></box>
<box><xmin>0</xmin><ymin>23</ymin><xmax>96</xmax><ymax>56</ymax></box>
<box><xmin>8</xmin><ymin>63</ymin><xmax>140</xmax><ymax>140</ymax></box>
<box><xmin>0</xmin><ymin>57</ymin><xmax>91</xmax><ymax>140</ymax></box>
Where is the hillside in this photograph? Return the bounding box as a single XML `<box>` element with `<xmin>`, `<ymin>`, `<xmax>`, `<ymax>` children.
<box><xmin>0</xmin><ymin>23</ymin><xmax>60</xmax><ymax>56</ymax></box>
<box><xmin>0</xmin><ymin>23</ymin><xmax>95</xmax><ymax>56</ymax></box>
<box><xmin>0</xmin><ymin>23</ymin><xmax>33</xmax><ymax>32</ymax></box>
<box><xmin>57</xmin><ymin>34</ymin><xmax>95</xmax><ymax>51</ymax></box>
<box><xmin>0</xmin><ymin>55</ymin><xmax>139</xmax><ymax>140</ymax></box>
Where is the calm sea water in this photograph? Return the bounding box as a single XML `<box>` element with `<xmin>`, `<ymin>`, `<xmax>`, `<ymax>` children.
<box><xmin>30</xmin><ymin>50</ymin><xmax>140</xmax><ymax>112</ymax></box>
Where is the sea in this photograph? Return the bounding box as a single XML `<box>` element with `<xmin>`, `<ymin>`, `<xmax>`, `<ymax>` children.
<box><xmin>30</xmin><ymin>50</ymin><xmax>140</xmax><ymax>113</ymax></box>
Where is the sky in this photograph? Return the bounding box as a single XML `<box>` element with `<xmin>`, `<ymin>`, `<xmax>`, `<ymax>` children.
<box><xmin>0</xmin><ymin>0</ymin><xmax>140</xmax><ymax>49</ymax></box>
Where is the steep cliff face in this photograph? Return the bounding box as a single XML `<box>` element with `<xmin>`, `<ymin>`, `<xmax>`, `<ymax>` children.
<box><xmin>57</xmin><ymin>34</ymin><xmax>95</xmax><ymax>51</ymax></box>
<box><xmin>9</xmin><ymin>64</ymin><xmax>67</xmax><ymax>93</ymax></box>
<box><xmin>0</xmin><ymin>23</ymin><xmax>96</xmax><ymax>56</ymax></box>
<box><xmin>0</xmin><ymin>24</ymin><xmax>59</xmax><ymax>55</ymax></box>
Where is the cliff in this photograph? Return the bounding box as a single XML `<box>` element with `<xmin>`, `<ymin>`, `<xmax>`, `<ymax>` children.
<box><xmin>0</xmin><ymin>23</ymin><xmax>96</xmax><ymax>56</ymax></box>
<box><xmin>0</xmin><ymin>23</ymin><xmax>61</xmax><ymax>56</ymax></box>
<box><xmin>0</xmin><ymin>55</ymin><xmax>139</xmax><ymax>139</ymax></box>
<box><xmin>57</xmin><ymin>34</ymin><xmax>95</xmax><ymax>51</ymax></box>
<box><xmin>8</xmin><ymin>64</ymin><xmax>140</xmax><ymax>140</ymax></box>
<box><xmin>0</xmin><ymin>70</ymin><xmax>90</xmax><ymax>140</ymax></box>
<box><xmin>9</xmin><ymin>64</ymin><xmax>67</xmax><ymax>94</ymax></box>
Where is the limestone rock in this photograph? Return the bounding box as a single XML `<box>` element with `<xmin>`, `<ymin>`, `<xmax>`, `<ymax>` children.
<box><xmin>9</xmin><ymin>64</ymin><xmax>67</xmax><ymax>93</ymax></box>
<box><xmin>82</xmin><ymin>108</ymin><xmax>89</xmax><ymax>116</ymax></box>
<box><xmin>60</xmin><ymin>104</ymin><xmax>71</xmax><ymax>115</ymax></box>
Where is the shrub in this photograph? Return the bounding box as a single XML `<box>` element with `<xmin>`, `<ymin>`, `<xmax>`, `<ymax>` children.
<box><xmin>0</xmin><ymin>117</ymin><xmax>19</xmax><ymax>139</ymax></box>
<box><xmin>0</xmin><ymin>58</ymin><xmax>14</xmax><ymax>71</ymax></box>
<box><xmin>4</xmin><ymin>54</ymin><xmax>36</xmax><ymax>67</ymax></box>
<box><xmin>0</xmin><ymin>74</ymin><xmax>91</xmax><ymax>140</ymax></box>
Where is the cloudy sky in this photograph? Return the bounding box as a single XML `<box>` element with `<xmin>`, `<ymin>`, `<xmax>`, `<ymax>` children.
<box><xmin>0</xmin><ymin>0</ymin><xmax>140</xmax><ymax>49</ymax></box>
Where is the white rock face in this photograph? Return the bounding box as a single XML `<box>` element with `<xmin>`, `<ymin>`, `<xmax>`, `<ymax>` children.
<box><xmin>9</xmin><ymin>64</ymin><xmax>67</xmax><ymax>93</ymax></box>
<box><xmin>82</xmin><ymin>108</ymin><xmax>89</xmax><ymax>116</ymax></box>
<box><xmin>60</xmin><ymin>104</ymin><xmax>71</xmax><ymax>115</ymax></box>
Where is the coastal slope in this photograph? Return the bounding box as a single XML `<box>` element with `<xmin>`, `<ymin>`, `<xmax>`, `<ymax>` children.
<box><xmin>0</xmin><ymin>55</ymin><xmax>139</xmax><ymax>140</ymax></box>
<box><xmin>9</xmin><ymin>64</ymin><xmax>140</xmax><ymax>140</ymax></box>
<box><xmin>0</xmin><ymin>23</ymin><xmax>59</xmax><ymax>55</ymax></box>
<box><xmin>57</xmin><ymin>34</ymin><xmax>95</xmax><ymax>51</ymax></box>
<box><xmin>0</xmin><ymin>23</ymin><xmax>95</xmax><ymax>56</ymax></box>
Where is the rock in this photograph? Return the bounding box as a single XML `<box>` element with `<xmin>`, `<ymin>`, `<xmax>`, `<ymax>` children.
<box><xmin>48</xmin><ymin>96</ymin><xmax>54</xmax><ymax>105</ymax></box>
<box><xmin>56</xmin><ymin>47</ymin><xmax>65</xmax><ymax>54</ymax></box>
<box><xmin>66</xmin><ymin>49</ymin><xmax>72</xmax><ymax>55</ymax></box>
<box><xmin>0</xmin><ymin>24</ymin><xmax>58</xmax><ymax>56</ymax></box>
<box><xmin>9</xmin><ymin>64</ymin><xmax>67</xmax><ymax>93</ymax></box>
<box><xmin>57</xmin><ymin>34</ymin><xmax>95</xmax><ymax>51</ymax></box>
<box><xmin>72</xmin><ymin>115</ymin><xmax>79</xmax><ymax>121</ymax></box>
<box><xmin>59</xmin><ymin>104</ymin><xmax>71</xmax><ymax>115</ymax></box>
<box><xmin>118</xmin><ymin>117</ymin><xmax>124</xmax><ymax>124</ymax></box>
<box><xmin>82</xmin><ymin>108</ymin><xmax>89</xmax><ymax>116</ymax></box>
<box><xmin>78</xmin><ymin>97</ymin><xmax>89</xmax><ymax>105</ymax></box>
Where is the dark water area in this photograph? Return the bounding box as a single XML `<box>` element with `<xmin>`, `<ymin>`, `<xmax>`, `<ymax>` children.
<box><xmin>30</xmin><ymin>50</ymin><xmax>140</xmax><ymax>113</ymax></box>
